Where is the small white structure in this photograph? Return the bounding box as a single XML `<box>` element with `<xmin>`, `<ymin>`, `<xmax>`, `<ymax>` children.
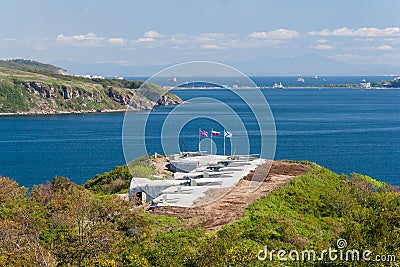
<box><xmin>129</xmin><ymin>178</ymin><xmax>186</xmax><ymax>205</ymax></box>
<box><xmin>360</xmin><ymin>79</ymin><xmax>371</xmax><ymax>89</ymax></box>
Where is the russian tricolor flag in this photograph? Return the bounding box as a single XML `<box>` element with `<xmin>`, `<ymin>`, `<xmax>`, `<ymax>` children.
<box><xmin>211</xmin><ymin>130</ymin><xmax>220</xmax><ymax>137</ymax></box>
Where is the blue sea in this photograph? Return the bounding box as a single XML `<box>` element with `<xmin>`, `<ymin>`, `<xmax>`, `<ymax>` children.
<box><xmin>128</xmin><ymin>75</ymin><xmax>392</xmax><ymax>87</ymax></box>
<box><xmin>0</xmin><ymin>86</ymin><xmax>399</xmax><ymax>188</ymax></box>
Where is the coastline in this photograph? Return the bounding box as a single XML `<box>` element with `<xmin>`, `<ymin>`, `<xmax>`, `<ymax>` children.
<box><xmin>0</xmin><ymin>108</ymin><xmax>128</xmax><ymax>116</ymax></box>
<box><xmin>0</xmin><ymin>101</ymin><xmax>187</xmax><ymax>117</ymax></box>
<box><xmin>1</xmin><ymin>86</ymin><xmax>397</xmax><ymax>116</ymax></box>
<box><xmin>170</xmin><ymin>86</ymin><xmax>400</xmax><ymax>90</ymax></box>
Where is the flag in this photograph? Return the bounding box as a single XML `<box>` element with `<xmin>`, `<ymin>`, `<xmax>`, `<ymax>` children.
<box><xmin>224</xmin><ymin>130</ymin><xmax>232</xmax><ymax>138</ymax></box>
<box><xmin>200</xmin><ymin>130</ymin><xmax>208</xmax><ymax>137</ymax></box>
<box><xmin>211</xmin><ymin>130</ymin><xmax>220</xmax><ymax>137</ymax></box>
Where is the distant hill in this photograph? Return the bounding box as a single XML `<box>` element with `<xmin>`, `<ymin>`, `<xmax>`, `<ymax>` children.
<box><xmin>0</xmin><ymin>59</ymin><xmax>68</xmax><ymax>75</ymax></box>
<box><xmin>52</xmin><ymin>53</ymin><xmax>400</xmax><ymax>77</ymax></box>
<box><xmin>0</xmin><ymin>60</ymin><xmax>182</xmax><ymax>114</ymax></box>
<box><xmin>51</xmin><ymin>59</ymin><xmax>169</xmax><ymax>77</ymax></box>
<box><xmin>372</xmin><ymin>77</ymin><xmax>400</xmax><ymax>88</ymax></box>
<box><xmin>233</xmin><ymin>53</ymin><xmax>400</xmax><ymax>76</ymax></box>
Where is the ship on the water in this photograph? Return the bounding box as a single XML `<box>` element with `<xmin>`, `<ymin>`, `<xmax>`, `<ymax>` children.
<box><xmin>272</xmin><ymin>82</ymin><xmax>284</xmax><ymax>89</ymax></box>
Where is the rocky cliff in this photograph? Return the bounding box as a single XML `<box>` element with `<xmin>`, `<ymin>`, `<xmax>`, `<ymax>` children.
<box><xmin>0</xmin><ymin>66</ymin><xmax>183</xmax><ymax>114</ymax></box>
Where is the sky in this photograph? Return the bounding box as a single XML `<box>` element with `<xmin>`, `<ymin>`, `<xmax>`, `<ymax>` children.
<box><xmin>1</xmin><ymin>0</ymin><xmax>400</xmax><ymax>74</ymax></box>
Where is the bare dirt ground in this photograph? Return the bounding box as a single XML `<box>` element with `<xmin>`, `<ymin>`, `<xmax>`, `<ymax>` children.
<box><xmin>151</xmin><ymin>156</ymin><xmax>173</xmax><ymax>178</ymax></box>
<box><xmin>149</xmin><ymin>161</ymin><xmax>308</xmax><ymax>231</ymax></box>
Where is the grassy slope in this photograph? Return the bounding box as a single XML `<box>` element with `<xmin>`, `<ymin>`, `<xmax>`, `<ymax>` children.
<box><xmin>0</xmin><ymin>59</ymin><xmax>67</xmax><ymax>75</ymax></box>
<box><xmin>0</xmin><ymin>162</ymin><xmax>399</xmax><ymax>266</ymax></box>
<box><xmin>126</xmin><ymin>163</ymin><xmax>399</xmax><ymax>266</ymax></box>
<box><xmin>82</xmin><ymin>162</ymin><xmax>400</xmax><ymax>266</ymax></box>
<box><xmin>0</xmin><ymin>62</ymin><xmax>176</xmax><ymax>113</ymax></box>
<box><xmin>84</xmin><ymin>156</ymin><xmax>158</xmax><ymax>194</ymax></box>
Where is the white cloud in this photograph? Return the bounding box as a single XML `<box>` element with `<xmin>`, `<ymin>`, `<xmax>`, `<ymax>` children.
<box><xmin>56</xmin><ymin>32</ymin><xmax>104</xmax><ymax>46</ymax></box>
<box><xmin>309</xmin><ymin>27</ymin><xmax>400</xmax><ymax>37</ymax></box>
<box><xmin>60</xmin><ymin>32</ymin><xmax>97</xmax><ymax>41</ymax></box>
<box><xmin>108</xmin><ymin>37</ymin><xmax>126</xmax><ymax>45</ymax></box>
<box><xmin>355</xmin><ymin>38</ymin><xmax>375</xmax><ymax>42</ymax></box>
<box><xmin>329</xmin><ymin>53</ymin><xmax>357</xmax><ymax>59</ymax></box>
<box><xmin>376</xmin><ymin>45</ymin><xmax>394</xmax><ymax>50</ymax></box>
<box><xmin>225</xmin><ymin>38</ymin><xmax>270</xmax><ymax>49</ymax></box>
<box><xmin>144</xmin><ymin>31</ymin><xmax>164</xmax><ymax>38</ymax></box>
<box><xmin>316</xmin><ymin>38</ymin><xmax>328</xmax><ymax>44</ymax></box>
<box><xmin>110</xmin><ymin>60</ymin><xmax>130</xmax><ymax>65</ymax></box>
<box><xmin>311</xmin><ymin>44</ymin><xmax>334</xmax><ymax>50</ymax></box>
<box><xmin>56</xmin><ymin>32</ymin><xmax>128</xmax><ymax>47</ymax></box>
<box><xmin>345</xmin><ymin>44</ymin><xmax>397</xmax><ymax>51</ymax></box>
<box><xmin>167</xmin><ymin>37</ymin><xmax>188</xmax><ymax>45</ymax></box>
<box><xmin>137</xmin><ymin>37</ymin><xmax>155</xmax><ymax>42</ymax></box>
<box><xmin>201</xmin><ymin>44</ymin><xmax>226</xmax><ymax>50</ymax></box>
<box><xmin>249</xmin><ymin>29</ymin><xmax>299</xmax><ymax>39</ymax></box>
<box><xmin>196</xmin><ymin>33</ymin><xmax>227</xmax><ymax>42</ymax></box>
<box><xmin>134</xmin><ymin>31</ymin><xmax>164</xmax><ymax>45</ymax></box>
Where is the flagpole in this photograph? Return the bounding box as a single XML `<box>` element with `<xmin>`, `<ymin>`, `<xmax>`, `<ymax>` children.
<box><xmin>223</xmin><ymin>130</ymin><xmax>226</xmax><ymax>156</ymax></box>
<box><xmin>198</xmin><ymin>128</ymin><xmax>201</xmax><ymax>152</ymax></box>
<box><xmin>210</xmin><ymin>128</ymin><xmax>213</xmax><ymax>155</ymax></box>
<box><xmin>230</xmin><ymin>138</ymin><xmax>232</xmax><ymax>156</ymax></box>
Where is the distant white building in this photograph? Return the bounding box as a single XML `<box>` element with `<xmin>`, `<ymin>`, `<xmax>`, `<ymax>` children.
<box><xmin>76</xmin><ymin>74</ymin><xmax>105</xmax><ymax>79</ymax></box>
<box><xmin>360</xmin><ymin>80</ymin><xmax>371</xmax><ymax>88</ymax></box>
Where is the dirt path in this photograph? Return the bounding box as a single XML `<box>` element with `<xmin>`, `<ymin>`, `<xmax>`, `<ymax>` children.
<box><xmin>149</xmin><ymin>161</ymin><xmax>308</xmax><ymax>231</ymax></box>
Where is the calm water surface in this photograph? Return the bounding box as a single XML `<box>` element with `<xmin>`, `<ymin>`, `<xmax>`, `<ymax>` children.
<box><xmin>0</xmin><ymin>88</ymin><xmax>398</xmax><ymax>187</ymax></box>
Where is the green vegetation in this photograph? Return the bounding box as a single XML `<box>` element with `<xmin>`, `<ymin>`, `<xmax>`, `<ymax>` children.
<box><xmin>85</xmin><ymin>156</ymin><xmax>158</xmax><ymax>194</ymax></box>
<box><xmin>0</xmin><ymin>162</ymin><xmax>399</xmax><ymax>266</ymax></box>
<box><xmin>0</xmin><ymin>60</ymin><xmax>182</xmax><ymax>114</ymax></box>
<box><xmin>0</xmin><ymin>59</ymin><xmax>67</xmax><ymax>75</ymax></box>
<box><xmin>372</xmin><ymin>78</ymin><xmax>400</xmax><ymax>88</ymax></box>
<box><xmin>284</xmin><ymin>84</ymin><xmax>359</xmax><ymax>88</ymax></box>
<box><xmin>0</xmin><ymin>81</ymin><xmax>32</xmax><ymax>112</ymax></box>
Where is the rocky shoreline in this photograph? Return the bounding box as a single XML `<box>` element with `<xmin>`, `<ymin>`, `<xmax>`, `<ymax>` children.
<box><xmin>0</xmin><ymin>99</ymin><xmax>187</xmax><ymax>116</ymax></box>
<box><xmin>0</xmin><ymin>109</ymin><xmax>127</xmax><ymax>116</ymax></box>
